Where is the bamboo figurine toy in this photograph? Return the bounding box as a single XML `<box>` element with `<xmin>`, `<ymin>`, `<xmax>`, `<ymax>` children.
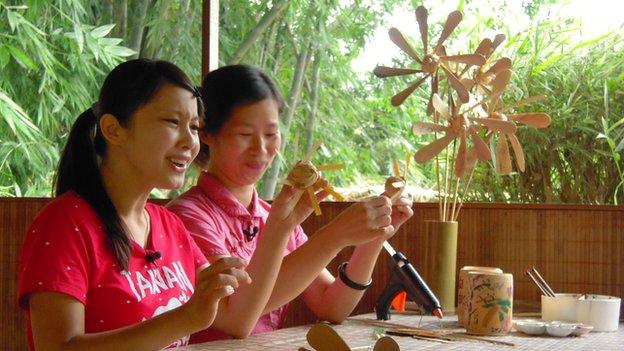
<box><xmin>385</xmin><ymin>153</ymin><xmax>412</xmax><ymax>204</ymax></box>
<box><xmin>284</xmin><ymin>141</ymin><xmax>345</xmax><ymax>215</ymax></box>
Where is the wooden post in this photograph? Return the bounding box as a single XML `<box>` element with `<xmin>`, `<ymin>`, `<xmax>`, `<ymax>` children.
<box><xmin>202</xmin><ymin>0</ymin><xmax>219</xmax><ymax>77</ymax></box>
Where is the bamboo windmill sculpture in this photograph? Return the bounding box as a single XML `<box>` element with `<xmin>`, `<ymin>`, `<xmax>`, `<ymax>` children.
<box><xmin>374</xmin><ymin>5</ymin><xmax>551</xmax><ymax>222</ymax></box>
<box><xmin>373</xmin><ymin>6</ymin><xmax>486</xmax><ymax>115</ymax></box>
<box><xmin>412</xmin><ymin>70</ymin><xmax>516</xmax><ymax>178</ymax></box>
<box><xmin>284</xmin><ymin>141</ymin><xmax>345</xmax><ymax>215</ymax></box>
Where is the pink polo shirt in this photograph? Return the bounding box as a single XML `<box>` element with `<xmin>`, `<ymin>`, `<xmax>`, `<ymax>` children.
<box><xmin>167</xmin><ymin>172</ymin><xmax>308</xmax><ymax>343</ymax></box>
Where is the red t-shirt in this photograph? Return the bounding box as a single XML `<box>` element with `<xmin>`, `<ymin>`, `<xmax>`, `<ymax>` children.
<box><xmin>18</xmin><ymin>192</ymin><xmax>207</xmax><ymax>350</ymax></box>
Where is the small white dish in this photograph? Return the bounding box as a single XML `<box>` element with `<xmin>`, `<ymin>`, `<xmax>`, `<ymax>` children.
<box><xmin>571</xmin><ymin>323</ymin><xmax>594</xmax><ymax>336</ymax></box>
<box><xmin>546</xmin><ymin>321</ymin><xmax>576</xmax><ymax>337</ymax></box>
<box><xmin>514</xmin><ymin>320</ymin><xmax>546</xmax><ymax>335</ymax></box>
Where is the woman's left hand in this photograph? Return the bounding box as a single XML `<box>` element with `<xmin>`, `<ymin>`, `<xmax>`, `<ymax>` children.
<box><xmin>386</xmin><ymin>191</ymin><xmax>414</xmax><ymax>231</ymax></box>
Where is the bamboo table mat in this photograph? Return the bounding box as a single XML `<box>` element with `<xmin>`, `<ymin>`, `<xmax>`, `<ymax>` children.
<box><xmin>175</xmin><ymin>313</ymin><xmax>624</xmax><ymax>351</ymax></box>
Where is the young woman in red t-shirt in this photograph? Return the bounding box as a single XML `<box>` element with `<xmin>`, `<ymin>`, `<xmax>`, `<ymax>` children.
<box><xmin>17</xmin><ymin>59</ymin><xmax>319</xmax><ymax>350</ymax></box>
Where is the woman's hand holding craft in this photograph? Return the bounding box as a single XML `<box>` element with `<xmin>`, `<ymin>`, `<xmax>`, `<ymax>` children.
<box><xmin>267</xmin><ymin>180</ymin><xmax>329</xmax><ymax>231</ymax></box>
<box><xmin>323</xmin><ymin>196</ymin><xmax>395</xmax><ymax>248</ymax></box>
<box><xmin>385</xmin><ymin>191</ymin><xmax>414</xmax><ymax>230</ymax></box>
<box><xmin>184</xmin><ymin>257</ymin><xmax>251</xmax><ymax>331</ymax></box>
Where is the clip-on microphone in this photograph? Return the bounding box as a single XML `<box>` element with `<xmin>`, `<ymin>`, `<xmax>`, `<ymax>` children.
<box><xmin>242</xmin><ymin>226</ymin><xmax>259</xmax><ymax>240</ymax></box>
<box><xmin>145</xmin><ymin>250</ymin><xmax>161</xmax><ymax>263</ymax></box>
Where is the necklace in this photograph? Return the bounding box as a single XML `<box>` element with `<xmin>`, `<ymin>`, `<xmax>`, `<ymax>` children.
<box><xmin>143</xmin><ymin>208</ymin><xmax>151</xmax><ymax>238</ymax></box>
<box><xmin>128</xmin><ymin>209</ymin><xmax>150</xmax><ymax>245</ymax></box>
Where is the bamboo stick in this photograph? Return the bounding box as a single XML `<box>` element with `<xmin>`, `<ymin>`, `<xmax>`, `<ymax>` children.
<box><xmin>411</xmin><ymin>335</ymin><xmax>452</xmax><ymax>343</ymax></box>
<box><xmin>450</xmin><ymin>176</ymin><xmax>461</xmax><ymax>221</ymax></box>
<box><xmin>531</xmin><ymin>267</ymin><xmax>556</xmax><ymax>297</ymax></box>
<box><xmin>435</xmin><ymin>151</ymin><xmax>443</xmax><ymax>221</ymax></box>
<box><xmin>443</xmin><ymin>145</ymin><xmax>451</xmax><ymax>221</ymax></box>
<box><xmin>525</xmin><ymin>269</ymin><xmax>552</xmax><ymax>296</ymax></box>
<box><xmin>444</xmin><ymin>139</ymin><xmax>458</xmax><ymax>221</ymax></box>
<box><xmin>449</xmin><ymin>333</ymin><xmax>515</xmax><ymax>347</ymax></box>
<box><xmin>453</xmin><ymin>163</ymin><xmax>477</xmax><ymax>221</ymax></box>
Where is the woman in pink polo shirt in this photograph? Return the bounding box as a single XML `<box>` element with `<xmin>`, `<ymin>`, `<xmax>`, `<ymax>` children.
<box><xmin>168</xmin><ymin>65</ymin><xmax>414</xmax><ymax>342</ymax></box>
<box><xmin>17</xmin><ymin>59</ymin><xmax>263</xmax><ymax>350</ymax></box>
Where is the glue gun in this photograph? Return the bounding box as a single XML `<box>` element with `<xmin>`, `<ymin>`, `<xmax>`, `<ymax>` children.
<box><xmin>376</xmin><ymin>242</ymin><xmax>443</xmax><ymax>320</ymax></box>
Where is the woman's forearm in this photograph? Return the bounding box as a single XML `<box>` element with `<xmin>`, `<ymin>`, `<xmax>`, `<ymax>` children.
<box><xmin>303</xmin><ymin>238</ymin><xmax>385</xmax><ymax>323</ymax></box>
<box><xmin>262</xmin><ymin>226</ymin><xmax>343</xmax><ymax>313</ymax></box>
<box><xmin>71</xmin><ymin>308</ymin><xmax>195</xmax><ymax>351</ymax></box>
<box><xmin>31</xmin><ymin>296</ymin><xmax>200</xmax><ymax>351</ymax></box>
<box><xmin>209</xmin><ymin>222</ymin><xmax>294</xmax><ymax>338</ymax></box>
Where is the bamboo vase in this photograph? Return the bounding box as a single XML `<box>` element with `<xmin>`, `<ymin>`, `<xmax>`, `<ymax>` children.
<box><xmin>423</xmin><ymin>220</ymin><xmax>458</xmax><ymax>313</ymax></box>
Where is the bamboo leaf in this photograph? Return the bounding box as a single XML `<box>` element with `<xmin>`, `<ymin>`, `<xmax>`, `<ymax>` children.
<box><xmin>607</xmin><ymin>116</ymin><xmax>624</xmax><ymax>133</ymax></box>
<box><xmin>0</xmin><ymin>46</ymin><xmax>9</xmax><ymax>69</ymax></box>
<box><xmin>0</xmin><ymin>90</ymin><xmax>40</xmax><ymax>135</ymax></box>
<box><xmin>100</xmin><ymin>38</ymin><xmax>123</xmax><ymax>46</ymax></box>
<box><xmin>573</xmin><ymin>33</ymin><xmax>611</xmax><ymax>50</ymax></box>
<box><xmin>532</xmin><ymin>53</ymin><xmax>564</xmax><ymax>76</ymax></box>
<box><xmin>6</xmin><ymin>9</ymin><xmax>19</xmax><ymax>32</ymax></box>
<box><xmin>615</xmin><ymin>138</ymin><xmax>624</xmax><ymax>153</ymax></box>
<box><xmin>91</xmin><ymin>24</ymin><xmax>116</xmax><ymax>38</ymax></box>
<box><xmin>105</xmin><ymin>45</ymin><xmax>135</xmax><ymax>57</ymax></box>
<box><xmin>73</xmin><ymin>22</ymin><xmax>84</xmax><ymax>53</ymax></box>
<box><xmin>7</xmin><ymin>45</ymin><xmax>37</xmax><ymax>70</ymax></box>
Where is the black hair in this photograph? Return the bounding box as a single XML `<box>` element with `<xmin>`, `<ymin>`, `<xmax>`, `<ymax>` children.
<box><xmin>196</xmin><ymin>64</ymin><xmax>284</xmax><ymax>167</ymax></box>
<box><xmin>55</xmin><ymin>59</ymin><xmax>203</xmax><ymax>270</ymax></box>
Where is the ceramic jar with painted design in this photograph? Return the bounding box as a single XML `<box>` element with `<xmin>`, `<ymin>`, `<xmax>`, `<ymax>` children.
<box><xmin>465</xmin><ymin>271</ymin><xmax>513</xmax><ymax>335</ymax></box>
<box><xmin>457</xmin><ymin>266</ymin><xmax>503</xmax><ymax>327</ymax></box>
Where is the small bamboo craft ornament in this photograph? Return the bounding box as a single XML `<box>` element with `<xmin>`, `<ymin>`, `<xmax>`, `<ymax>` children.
<box><xmin>385</xmin><ymin>153</ymin><xmax>412</xmax><ymax>203</ymax></box>
<box><xmin>284</xmin><ymin>141</ymin><xmax>344</xmax><ymax>215</ymax></box>
<box><xmin>305</xmin><ymin>323</ymin><xmax>400</xmax><ymax>351</ymax></box>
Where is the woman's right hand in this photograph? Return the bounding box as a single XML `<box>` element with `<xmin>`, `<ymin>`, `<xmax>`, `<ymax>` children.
<box><xmin>322</xmin><ymin>195</ymin><xmax>395</xmax><ymax>248</ymax></box>
<box><xmin>266</xmin><ymin>182</ymin><xmax>329</xmax><ymax>232</ymax></box>
<box><xmin>183</xmin><ymin>257</ymin><xmax>251</xmax><ymax>332</ymax></box>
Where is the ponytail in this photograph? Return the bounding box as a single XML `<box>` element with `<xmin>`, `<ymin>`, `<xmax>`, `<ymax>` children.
<box><xmin>55</xmin><ymin>108</ymin><xmax>132</xmax><ymax>269</ymax></box>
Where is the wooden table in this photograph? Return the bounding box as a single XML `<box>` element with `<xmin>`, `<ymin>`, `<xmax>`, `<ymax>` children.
<box><xmin>175</xmin><ymin>313</ymin><xmax>624</xmax><ymax>350</ymax></box>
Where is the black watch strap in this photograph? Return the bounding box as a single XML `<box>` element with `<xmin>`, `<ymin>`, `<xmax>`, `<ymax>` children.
<box><xmin>338</xmin><ymin>262</ymin><xmax>372</xmax><ymax>290</ymax></box>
